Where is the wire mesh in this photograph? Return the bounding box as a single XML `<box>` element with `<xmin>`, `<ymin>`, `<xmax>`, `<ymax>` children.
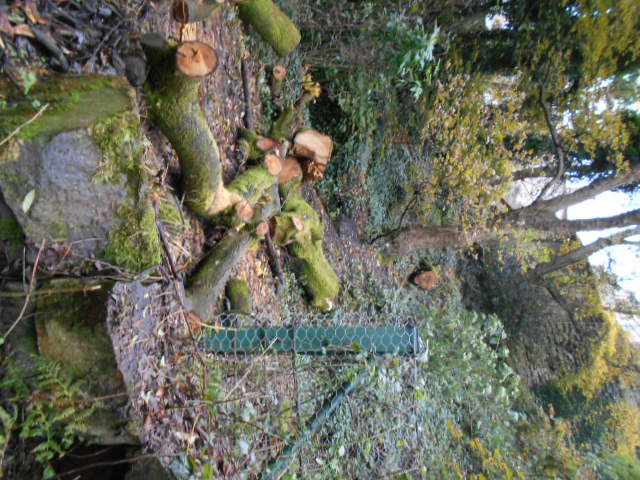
<box><xmin>199</xmin><ymin>312</ymin><xmax>431</xmax><ymax>479</ymax></box>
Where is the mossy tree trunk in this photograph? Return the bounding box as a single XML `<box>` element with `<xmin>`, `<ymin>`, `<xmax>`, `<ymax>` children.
<box><xmin>237</xmin><ymin>0</ymin><xmax>301</xmax><ymax>57</ymax></box>
<box><xmin>143</xmin><ymin>35</ymin><xmax>280</xmax><ymax>224</ymax></box>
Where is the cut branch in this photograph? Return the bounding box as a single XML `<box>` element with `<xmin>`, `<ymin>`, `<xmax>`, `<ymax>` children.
<box><xmin>237</xmin><ymin>0</ymin><xmax>301</xmax><ymax>57</ymax></box>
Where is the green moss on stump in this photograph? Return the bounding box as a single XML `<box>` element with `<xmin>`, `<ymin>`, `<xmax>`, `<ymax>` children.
<box><xmin>238</xmin><ymin>0</ymin><xmax>301</xmax><ymax>57</ymax></box>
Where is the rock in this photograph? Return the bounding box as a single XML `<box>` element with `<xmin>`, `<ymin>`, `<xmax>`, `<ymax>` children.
<box><xmin>35</xmin><ymin>278</ymin><xmax>136</xmax><ymax>445</ymax></box>
<box><xmin>0</xmin><ymin>131</ymin><xmax>130</xmax><ymax>257</ymax></box>
<box><xmin>0</xmin><ymin>75</ymin><xmax>162</xmax><ymax>272</ymax></box>
<box><xmin>125</xmin><ymin>457</ymin><xmax>174</xmax><ymax>480</ymax></box>
<box><xmin>412</xmin><ymin>270</ymin><xmax>440</xmax><ymax>290</ymax></box>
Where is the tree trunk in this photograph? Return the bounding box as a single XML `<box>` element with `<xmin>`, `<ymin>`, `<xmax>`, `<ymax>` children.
<box><xmin>382</xmin><ymin>226</ymin><xmax>492</xmax><ymax>257</ymax></box>
<box><xmin>237</xmin><ymin>0</ymin><xmax>301</xmax><ymax>57</ymax></box>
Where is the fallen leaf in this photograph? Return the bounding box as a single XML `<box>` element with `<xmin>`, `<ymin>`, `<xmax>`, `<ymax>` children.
<box><xmin>21</xmin><ymin>189</ymin><xmax>36</xmax><ymax>214</ymax></box>
<box><xmin>23</xmin><ymin>0</ymin><xmax>48</xmax><ymax>24</ymax></box>
<box><xmin>13</xmin><ymin>23</ymin><xmax>34</xmax><ymax>38</ymax></box>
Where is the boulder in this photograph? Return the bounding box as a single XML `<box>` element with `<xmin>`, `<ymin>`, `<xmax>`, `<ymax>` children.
<box><xmin>0</xmin><ymin>75</ymin><xmax>161</xmax><ymax>271</ymax></box>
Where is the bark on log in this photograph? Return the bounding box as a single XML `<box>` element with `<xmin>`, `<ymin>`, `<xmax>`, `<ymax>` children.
<box><xmin>185</xmin><ymin>192</ymin><xmax>280</xmax><ymax>320</ymax></box>
<box><xmin>186</xmin><ymin>230</ymin><xmax>254</xmax><ymax>321</ymax></box>
<box><xmin>237</xmin><ymin>0</ymin><xmax>301</xmax><ymax>57</ymax></box>
<box><xmin>143</xmin><ymin>35</ymin><xmax>278</xmax><ymax>223</ymax></box>
<box><xmin>142</xmin><ymin>35</ymin><xmax>227</xmax><ymax>218</ymax></box>
<box><xmin>172</xmin><ymin>0</ymin><xmax>221</xmax><ymax>23</ymax></box>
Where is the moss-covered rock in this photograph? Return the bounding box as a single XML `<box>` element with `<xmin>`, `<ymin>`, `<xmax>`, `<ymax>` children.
<box><xmin>34</xmin><ymin>278</ymin><xmax>135</xmax><ymax>444</ymax></box>
<box><xmin>0</xmin><ymin>75</ymin><xmax>163</xmax><ymax>271</ymax></box>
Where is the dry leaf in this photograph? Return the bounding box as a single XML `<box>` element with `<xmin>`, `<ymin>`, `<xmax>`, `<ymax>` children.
<box><xmin>13</xmin><ymin>23</ymin><xmax>34</xmax><ymax>38</ymax></box>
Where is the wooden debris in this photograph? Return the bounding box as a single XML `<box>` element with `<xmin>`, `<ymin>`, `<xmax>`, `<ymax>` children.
<box><xmin>176</xmin><ymin>41</ymin><xmax>217</xmax><ymax>77</ymax></box>
<box><xmin>235</xmin><ymin>200</ymin><xmax>254</xmax><ymax>221</ymax></box>
<box><xmin>278</xmin><ymin>157</ymin><xmax>303</xmax><ymax>184</ymax></box>
<box><xmin>264</xmin><ymin>153</ymin><xmax>283</xmax><ymax>176</ymax></box>
<box><xmin>255</xmin><ymin>222</ymin><xmax>269</xmax><ymax>237</ymax></box>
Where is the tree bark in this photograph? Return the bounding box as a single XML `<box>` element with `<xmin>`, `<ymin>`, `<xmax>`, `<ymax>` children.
<box><xmin>172</xmin><ymin>0</ymin><xmax>220</xmax><ymax>23</ymax></box>
<box><xmin>382</xmin><ymin>226</ymin><xmax>493</xmax><ymax>257</ymax></box>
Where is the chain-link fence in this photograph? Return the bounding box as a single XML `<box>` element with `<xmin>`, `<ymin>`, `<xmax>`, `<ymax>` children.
<box><xmin>190</xmin><ymin>311</ymin><xmax>432</xmax><ymax>479</ymax></box>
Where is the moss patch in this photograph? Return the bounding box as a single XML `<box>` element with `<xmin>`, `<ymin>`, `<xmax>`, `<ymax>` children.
<box><xmin>90</xmin><ymin>111</ymin><xmax>142</xmax><ymax>190</ymax></box>
<box><xmin>0</xmin><ymin>218</ymin><xmax>24</xmax><ymax>243</ymax></box>
<box><xmin>103</xmin><ymin>201</ymin><xmax>162</xmax><ymax>273</ymax></box>
<box><xmin>0</xmin><ymin>75</ymin><xmax>133</xmax><ymax>146</ymax></box>
<box><xmin>226</xmin><ymin>278</ymin><xmax>252</xmax><ymax>314</ymax></box>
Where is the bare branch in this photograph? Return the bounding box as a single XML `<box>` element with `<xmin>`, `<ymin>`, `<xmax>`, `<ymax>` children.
<box><xmin>526</xmin><ymin>163</ymin><xmax>640</xmax><ymax>213</ymax></box>
<box><xmin>530</xmin><ymin>226</ymin><xmax>640</xmax><ymax>278</ymax></box>
<box><xmin>531</xmin><ymin>86</ymin><xmax>566</xmax><ymax>205</ymax></box>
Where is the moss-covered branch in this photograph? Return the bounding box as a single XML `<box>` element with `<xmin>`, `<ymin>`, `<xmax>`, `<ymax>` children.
<box><xmin>274</xmin><ymin>181</ymin><xmax>339</xmax><ymax>309</ymax></box>
<box><xmin>237</xmin><ymin>0</ymin><xmax>301</xmax><ymax>57</ymax></box>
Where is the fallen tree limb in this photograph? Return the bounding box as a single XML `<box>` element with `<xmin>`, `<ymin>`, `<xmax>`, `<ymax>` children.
<box><xmin>143</xmin><ymin>35</ymin><xmax>279</xmax><ymax>223</ymax></box>
<box><xmin>237</xmin><ymin>0</ymin><xmax>301</xmax><ymax>57</ymax></box>
<box><xmin>273</xmin><ymin>181</ymin><xmax>339</xmax><ymax>310</ymax></box>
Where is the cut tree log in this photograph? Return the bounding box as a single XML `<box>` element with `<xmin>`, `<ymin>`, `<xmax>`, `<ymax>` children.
<box><xmin>264</xmin><ymin>153</ymin><xmax>282</xmax><ymax>175</ymax></box>
<box><xmin>172</xmin><ymin>0</ymin><xmax>221</xmax><ymax>23</ymax></box>
<box><xmin>176</xmin><ymin>41</ymin><xmax>218</xmax><ymax>77</ymax></box>
<box><xmin>143</xmin><ymin>35</ymin><xmax>277</xmax><ymax>223</ymax></box>
<box><xmin>185</xmin><ymin>195</ymin><xmax>280</xmax><ymax>320</ymax></box>
<box><xmin>293</xmin><ymin>129</ymin><xmax>333</xmax><ymax>165</ymax></box>
<box><xmin>270</xmin><ymin>64</ymin><xmax>287</xmax><ymax>97</ymax></box>
<box><xmin>278</xmin><ymin>156</ymin><xmax>303</xmax><ymax>184</ymax></box>
<box><xmin>237</xmin><ymin>0</ymin><xmax>301</xmax><ymax>57</ymax></box>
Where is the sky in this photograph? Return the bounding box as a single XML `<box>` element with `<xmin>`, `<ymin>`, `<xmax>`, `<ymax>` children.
<box><xmin>568</xmin><ymin>189</ymin><xmax>640</xmax><ymax>341</ymax></box>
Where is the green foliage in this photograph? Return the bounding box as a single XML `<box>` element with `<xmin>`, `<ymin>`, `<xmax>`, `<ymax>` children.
<box><xmin>598</xmin><ymin>453</ymin><xmax>640</xmax><ymax>480</ymax></box>
<box><xmin>0</xmin><ymin>357</ymin><xmax>94</xmax><ymax>477</ymax></box>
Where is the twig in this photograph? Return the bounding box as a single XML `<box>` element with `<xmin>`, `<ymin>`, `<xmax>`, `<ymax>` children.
<box><xmin>0</xmin><ymin>103</ymin><xmax>49</xmax><ymax>147</ymax></box>
<box><xmin>0</xmin><ymin>284</ymin><xmax>102</xmax><ymax>298</ymax></box>
<box><xmin>531</xmin><ymin>85</ymin><xmax>566</xmax><ymax>206</ymax></box>
<box><xmin>264</xmin><ymin>232</ymin><xmax>285</xmax><ymax>294</ymax></box>
<box><xmin>51</xmin><ymin>391</ymin><xmax>129</xmax><ymax>407</ymax></box>
<box><xmin>3</xmin><ymin>239</ymin><xmax>45</xmax><ymax>339</ymax></box>
<box><xmin>241</xmin><ymin>57</ymin><xmax>254</xmax><ymax>130</ymax></box>
<box><xmin>153</xmin><ymin>200</ymin><xmax>179</xmax><ymax>278</ymax></box>
<box><xmin>53</xmin><ymin>454</ymin><xmax>160</xmax><ymax>479</ymax></box>
<box><xmin>224</xmin><ymin>338</ymin><xmax>278</xmax><ymax>401</ymax></box>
